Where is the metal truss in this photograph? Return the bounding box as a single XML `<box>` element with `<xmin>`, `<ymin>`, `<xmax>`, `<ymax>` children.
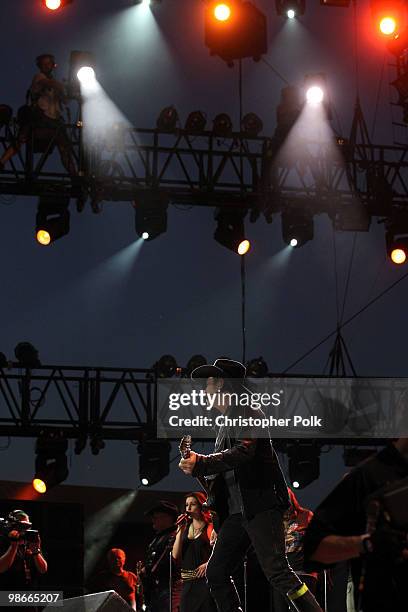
<box><xmin>0</xmin><ymin>364</ymin><xmax>391</xmax><ymax>449</ymax></box>
<box><xmin>1</xmin><ymin>114</ymin><xmax>408</xmax><ymax>220</ymax></box>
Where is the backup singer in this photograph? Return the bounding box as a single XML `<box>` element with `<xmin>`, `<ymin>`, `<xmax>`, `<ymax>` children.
<box><xmin>172</xmin><ymin>492</ymin><xmax>217</xmax><ymax>612</ymax></box>
<box><xmin>179</xmin><ymin>358</ymin><xmax>323</xmax><ymax>612</ymax></box>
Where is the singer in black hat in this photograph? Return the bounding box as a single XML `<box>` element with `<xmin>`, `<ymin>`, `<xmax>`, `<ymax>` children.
<box><xmin>178</xmin><ymin>358</ymin><xmax>323</xmax><ymax>612</ymax></box>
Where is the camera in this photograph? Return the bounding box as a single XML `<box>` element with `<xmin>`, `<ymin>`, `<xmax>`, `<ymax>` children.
<box><xmin>0</xmin><ymin>516</ymin><xmax>38</xmax><ymax>541</ymax></box>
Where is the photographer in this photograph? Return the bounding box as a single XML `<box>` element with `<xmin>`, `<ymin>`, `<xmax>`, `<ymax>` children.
<box><xmin>304</xmin><ymin>439</ymin><xmax>408</xmax><ymax>612</ymax></box>
<box><xmin>0</xmin><ymin>510</ymin><xmax>47</xmax><ymax>589</ymax></box>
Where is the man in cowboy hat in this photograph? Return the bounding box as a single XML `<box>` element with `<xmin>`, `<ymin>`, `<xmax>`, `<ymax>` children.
<box><xmin>179</xmin><ymin>358</ymin><xmax>322</xmax><ymax>612</ymax></box>
<box><xmin>142</xmin><ymin>501</ymin><xmax>181</xmax><ymax>612</ymax></box>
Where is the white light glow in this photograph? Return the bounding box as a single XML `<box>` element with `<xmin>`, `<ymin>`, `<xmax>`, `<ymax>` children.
<box><xmin>292</xmin><ymin>480</ymin><xmax>300</xmax><ymax>489</ymax></box>
<box><xmin>306</xmin><ymin>85</ymin><xmax>324</xmax><ymax>105</ymax></box>
<box><xmin>290</xmin><ymin>238</ymin><xmax>298</xmax><ymax>247</ymax></box>
<box><xmin>142</xmin><ymin>232</ymin><xmax>150</xmax><ymax>240</ymax></box>
<box><xmin>287</xmin><ymin>9</ymin><xmax>295</xmax><ymax>19</ymax></box>
<box><xmin>77</xmin><ymin>66</ymin><xmax>96</xmax><ymax>84</ymax></box>
<box><xmin>141</xmin><ymin>477</ymin><xmax>149</xmax><ymax>485</ymax></box>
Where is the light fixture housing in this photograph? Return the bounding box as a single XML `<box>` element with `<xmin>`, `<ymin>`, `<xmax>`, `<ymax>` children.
<box><xmin>138</xmin><ymin>440</ymin><xmax>171</xmax><ymax>486</ymax></box>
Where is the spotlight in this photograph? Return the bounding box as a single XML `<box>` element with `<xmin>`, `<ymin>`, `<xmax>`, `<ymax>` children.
<box><xmin>43</xmin><ymin>0</ymin><xmax>73</xmax><ymax>10</ymax></box>
<box><xmin>379</xmin><ymin>15</ymin><xmax>397</xmax><ymax>35</ymax></box>
<box><xmin>134</xmin><ymin>193</ymin><xmax>169</xmax><ymax>241</ymax></box>
<box><xmin>14</xmin><ymin>342</ymin><xmax>41</xmax><ymax>368</ymax></box>
<box><xmin>68</xmin><ymin>50</ymin><xmax>96</xmax><ymax>98</ymax></box>
<box><xmin>386</xmin><ymin>234</ymin><xmax>408</xmax><ymax>264</ymax></box>
<box><xmin>214</xmin><ymin>209</ymin><xmax>250</xmax><ymax>255</ymax></box>
<box><xmin>275</xmin><ymin>0</ymin><xmax>305</xmax><ymax>17</ymax></box>
<box><xmin>205</xmin><ymin>1</ymin><xmax>267</xmax><ymax>64</ymax></box>
<box><xmin>246</xmin><ymin>357</ymin><xmax>268</xmax><ymax>377</ymax></box>
<box><xmin>33</xmin><ymin>431</ymin><xmax>68</xmax><ymax>493</ymax></box>
<box><xmin>156</xmin><ymin>106</ymin><xmax>179</xmax><ymax>132</ymax></box>
<box><xmin>155</xmin><ymin>355</ymin><xmax>178</xmax><ymax>378</ymax></box>
<box><xmin>304</xmin><ymin>73</ymin><xmax>327</xmax><ymax>105</ymax></box>
<box><xmin>138</xmin><ymin>440</ymin><xmax>171</xmax><ymax>486</ymax></box>
<box><xmin>282</xmin><ymin>208</ymin><xmax>314</xmax><ymax>247</ymax></box>
<box><xmin>241</xmin><ymin>113</ymin><xmax>263</xmax><ymax>137</ymax></box>
<box><xmin>288</xmin><ymin>443</ymin><xmax>320</xmax><ymax>489</ymax></box>
<box><xmin>0</xmin><ymin>104</ymin><xmax>12</xmax><ymax>127</ymax></box>
<box><xmin>77</xmin><ymin>66</ymin><xmax>95</xmax><ymax>84</ymax></box>
<box><xmin>213</xmin><ymin>113</ymin><xmax>233</xmax><ymax>137</ymax></box>
<box><xmin>36</xmin><ymin>196</ymin><xmax>70</xmax><ymax>246</ymax></box>
<box><xmin>186</xmin><ymin>355</ymin><xmax>207</xmax><ymax>376</ymax></box>
<box><xmin>185</xmin><ymin>111</ymin><xmax>207</xmax><ymax>133</ymax></box>
<box><xmin>213</xmin><ymin>2</ymin><xmax>232</xmax><ymax>22</ymax></box>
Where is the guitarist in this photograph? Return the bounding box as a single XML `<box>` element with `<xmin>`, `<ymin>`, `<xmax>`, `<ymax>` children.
<box><xmin>178</xmin><ymin>358</ymin><xmax>322</xmax><ymax>612</ymax></box>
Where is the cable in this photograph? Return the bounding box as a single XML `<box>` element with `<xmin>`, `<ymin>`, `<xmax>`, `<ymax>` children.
<box><xmin>332</xmin><ymin>230</ymin><xmax>340</xmax><ymax>326</ymax></box>
<box><xmin>283</xmin><ymin>266</ymin><xmax>408</xmax><ymax>373</ymax></box>
<box><xmin>260</xmin><ymin>58</ymin><xmax>290</xmax><ymax>86</ymax></box>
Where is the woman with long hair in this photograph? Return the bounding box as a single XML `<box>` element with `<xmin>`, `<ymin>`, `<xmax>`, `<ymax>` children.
<box><xmin>172</xmin><ymin>492</ymin><xmax>217</xmax><ymax>612</ymax></box>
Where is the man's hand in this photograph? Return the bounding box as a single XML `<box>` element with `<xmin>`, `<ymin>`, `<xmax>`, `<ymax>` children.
<box><xmin>7</xmin><ymin>530</ymin><xmax>20</xmax><ymax>542</ymax></box>
<box><xmin>179</xmin><ymin>451</ymin><xmax>197</xmax><ymax>475</ymax></box>
<box><xmin>195</xmin><ymin>562</ymin><xmax>207</xmax><ymax>578</ymax></box>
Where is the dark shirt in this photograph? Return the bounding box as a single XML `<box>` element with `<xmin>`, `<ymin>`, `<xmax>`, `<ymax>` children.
<box><xmin>0</xmin><ymin>538</ymin><xmax>40</xmax><ymax>589</ymax></box>
<box><xmin>88</xmin><ymin>570</ymin><xmax>137</xmax><ymax>606</ymax></box>
<box><xmin>214</xmin><ymin>412</ymin><xmax>242</xmax><ymax>515</ymax></box>
<box><xmin>304</xmin><ymin>444</ymin><xmax>408</xmax><ymax>612</ymax></box>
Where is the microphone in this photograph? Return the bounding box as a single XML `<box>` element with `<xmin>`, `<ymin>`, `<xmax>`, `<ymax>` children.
<box><xmin>175</xmin><ymin>513</ymin><xmax>191</xmax><ymax>526</ymax></box>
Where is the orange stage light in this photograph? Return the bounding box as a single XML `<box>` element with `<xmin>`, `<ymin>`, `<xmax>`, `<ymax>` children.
<box><xmin>36</xmin><ymin>229</ymin><xmax>51</xmax><ymax>246</ymax></box>
<box><xmin>390</xmin><ymin>247</ymin><xmax>407</xmax><ymax>264</ymax></box>
<box><xmin>32</xmin><ymin>478</ymin><xmax>47</xmax><ymax>494</ymax></box>
<box><xmin>214</xmin><ymin>3</ymin><xmax>232</xmax><ymax>22</ymax></box>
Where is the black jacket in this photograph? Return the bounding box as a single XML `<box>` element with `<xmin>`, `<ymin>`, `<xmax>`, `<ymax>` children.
<box><xmin>192</xmin><ymin>409</ymin><xmax>289</xmax><ymax>521</ymax></box>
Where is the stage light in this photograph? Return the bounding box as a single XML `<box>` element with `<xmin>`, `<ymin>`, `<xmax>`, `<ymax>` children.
<box><xmin>68</xmin><ymin>51</ymin><xmax>96</xmax><ymax>97</ymax></box>
<box><xmin>386</xmin><ymin>224</ymin><xmax>408</xmax><ymax>264</ymax></box>
<box><xmin>134</xmin><ymin>194</ymin><xmax>169</xmax><ymax>241</ymax></box>
<box><xmin>138</xmin><ymin>440</ymin><xmax>171</xmax><ymax>486</ymax></box>
<box><xmin>43</xmin><ymin>0</ymin><xmax>73</xmax><ymax>11</ymax></box>
<box><xmin>241</xmin><ymin>112</ymin><xmax>263</xmax><ymax>137</ymax></box>
<box><xmin>185</xmin><ymin>111</ymin><xmax>207</xmax><ymax>132</ymax></box>
<box><xmin>214</xmin><ymin>2</ymin><xmax>232</xmax><ymax>21</ymax></box>
<box><xmin>33</xmin><ymin>431</ymin><xmax>68</xmax><ymax>493</ymax></box>
<box><xmin>306</xmin><ymin>85</ymin><xmax>324</xmax><ymax>104</ymax></box>
<box><xmin>156</xmin><ymin>106</ymin><xmax>179</xmax><ymax>131</ymax></box>
<box><xmin>246</xmin><ymin>357</ymin><xmax>268</xmax><ymax>377</ymax></box>
<box><xmin>304</xmin><ymin>73</ymin><xmax>327</xmax><ymax>105</ymax></box>
<box><xmin>379</xmin><ymin>15</ymin><xmax>397</xmax><ymax>35</ymax></box>
<box><xmin>213</xmin><ymin>113</ymin><xmax>233</xmax><ymax>137</ymax></box>
<box><xmin>14</xmin><ymin>342</ymin><xmax>41</xmax><ymax>368</ymax></box>
<box><xmin>238</xmin><ymin>239</ymin><xmax>250</xmax><ymax>255</ymax></box>
<box><xmin>36</xmin><ymin>196</ymin><xmax>70</xmax><ymax>246</ymax></box>
<box><xmin>214</xmin><ymin>209</ymin><xmax>249</xmax><ymax>254</ymax></box>
<box><xmin>77</xmin><ymin>66</ymin><xmax>95</xmax><ymax>84</ymax></box>
<box><xmin>275</xmin><ymin>0</ymin><xmax>305</xmax><ymax>17</ymax></box>
<box><xmin>282</xmin><ymin>208</ymin><xmax>313</xmax><ymax>248</ymax></box>
<box><xmin>205</xmin><ymin>1</ymin><xmax>267</xmax><ymax>64</ymax></box>
<box><xmin>155</xmin><ymin>354</ymin><xmax>178</xmax><ymax>378</ymax></box>
<box><xmin>32</xmin><ymin>478</ymin><xmax>47</xmax><ymax>494</ymax></box>
<box><xmin>288</xmin><ymin>443</ymin><xmax>320</xmax><ymax>489</ymax></box>
<box><xmin>45</xmin><ymin>0</ymin><xmax>61</xmax><ymax>9</ymax></box>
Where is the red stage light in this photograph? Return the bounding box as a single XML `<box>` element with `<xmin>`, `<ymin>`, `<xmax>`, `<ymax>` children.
<box><xmin>44</xmin><ymin>0</ymin><xmax>62</xmax><ymax>9</ymax></box>
<box><xmin>379</xmin><ymin>15</ymin><xmax>397</xmax><ymax>35</ymax></box>
<box><xmin>213</xmin><ymin>3</ymin><xmax>232</xmax><ymax>22</ymax></box>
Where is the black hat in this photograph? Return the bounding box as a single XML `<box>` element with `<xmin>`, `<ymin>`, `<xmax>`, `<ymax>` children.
<box><xmin>191</xmin><ymin>358</ymin><xmax>246</xmax><ymax>381</ymax></box>
<box><xmin>145</xmin><ymin>500</ymin><xmax>178</xmax><ymax>520</ymax></box>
